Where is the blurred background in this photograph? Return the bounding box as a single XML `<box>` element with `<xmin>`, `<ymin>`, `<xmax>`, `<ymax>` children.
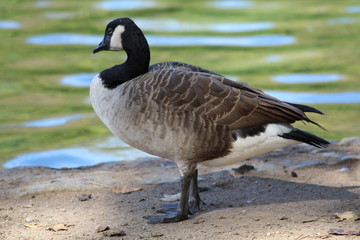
<box><xmin>0</xmin><ymin>0</ymin><xmax>359</xmax><ymax>168</ymax></box>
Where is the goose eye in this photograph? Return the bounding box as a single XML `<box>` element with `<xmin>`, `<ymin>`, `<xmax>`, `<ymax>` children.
<box><xmin>107</xmin><ymin>28</ymin><xmax>113</xmax><ymax>35</ymax></box>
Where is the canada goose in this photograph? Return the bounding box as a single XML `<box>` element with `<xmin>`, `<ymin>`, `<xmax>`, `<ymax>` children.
<box><xmin>90</xmin><ymin>17</ymin><xmax>329</xmax><ymax>223</ymax></box>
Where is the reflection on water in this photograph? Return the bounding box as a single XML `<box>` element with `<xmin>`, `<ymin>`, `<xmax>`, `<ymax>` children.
<box><xmin>266</xmin><ymin>91</ymin><xmax>360</xmax><ymax>104</ymax></box>
<box><xmin>61</xmin><ymin>73</ymin><xmax>97</xmax><ymax>87</ymax></box>
<box><xmin>44</xmin><ymin>12</ymin><xmax>72</xmax><ymax>19</ymax></box>
<box><xmin>27</xmin><ymin>33</ymin><xmax>296</xmax><ymax>47</ymax></box>
<box><xmin>346</xmin><ymin>6</ymin><xmax>360</xmax><ymax>13</ymax></box>
<box><xmin>210</xmin><ymin>0</ymin><xmax>253</xmax><ymax>9</ymax></box>
<box><xmin>34</xmin><ymin>1</ymin><xmax>51</xmax><ymax>8</ymax></box>
<box><xmin>147</xmin><ymin>35</ymin><xmax>295</xmax><ymax>47</ymax></box>
<box><xmin>22</xmin><ymin>114</ymin><xmax>83</xmax><ymax>127</ymax></box>
<box><xmin>272</xmin><ymin>73</ymin><xmax>343</xmax><ymax>84</ymax></box>
<box><xmin>96</xmin><ymin>0</ymin><xmax>157</xmax><ymax>10</ymax></box>
<box><xmin>328</xmin><ymin>17</ymin><xmax>356</xmax><ymax>25</ymax></box>
<box><xmin>0</xmin><ymin>20</ymin><xmax>21</xmax><ymax>29</ymax></box>
<box><xmin>264</xmin><ymin>55</ymin><xmax>282</xmax><ymax>62</ymax></box>
<box><xmin>134</xmin><ymin>18</ymin><xmax>273</xmax><ymax>33</ymax></box>
<box><xmin>3</xmin><ymin>136</ymin><xmax>155</xmax><ymax>169</ymax></box>
<box><xmin>3</xmin><ymin>148</ymin><xmax>118</xmax><ymax>169</ymax></box>
<box><xmin>26</xmin><ymin>33</ymin><xmax>101</xmax><ymax>45</ymax></box>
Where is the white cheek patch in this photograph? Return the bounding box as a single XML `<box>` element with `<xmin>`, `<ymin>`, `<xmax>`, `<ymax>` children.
<box><xmin>110</xmin><ymin>25</ymin><xmax>125</xmax><ymax>51</ymax></box>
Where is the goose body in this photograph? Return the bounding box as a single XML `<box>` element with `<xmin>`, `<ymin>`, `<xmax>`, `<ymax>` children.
<box><xmin>91</xmin><ymin>18</ymin><xmax>329</xmax><ymax>223</ymax></box>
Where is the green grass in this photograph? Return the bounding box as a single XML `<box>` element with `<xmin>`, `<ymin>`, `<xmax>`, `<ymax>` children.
<box><xmin>0</xmin><ymin>0</ymin><xmax>359</xmax><ymax>164</ymax></box>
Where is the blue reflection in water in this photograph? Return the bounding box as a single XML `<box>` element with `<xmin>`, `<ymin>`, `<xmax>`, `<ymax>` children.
<box><xmin>26</xmin><ymin>33</ymin><xmax>101</xmax><ymax>45</ymax></box>
<box><xmin>0</xmin><ymin>20</ymin><xmax>21</xmax><ymax>29</ymax></box>
<box><xmin>264</xmin><ymin>55</ymin><xmax>282</xmax><ymax>62</ymax></box>
<box><xmin>328</xmin><ymin>17</ymin><xmax>356</xmax><ymax>25</ymax></box>
<box><xmin>3</xmin><ymin>148</ymin><xmax>118</xmax><ymax>169</ymax></box>
<box><xmin>265</xmin><ymin>91</ymin><xmax>360</xmax><ymax>104</ymax></box>
<box><xmin>96</xmin><ymin>0</ymin><xmax>157</xmax><ymax>10</ymax></box>
<box><xmin>210</xmin><ymin>0</ymin><xmax>253</xmax><ymax>9</ymax></box>
<box><xmin>272</xmin><ymin>74</ymin><xmax>343</xmax><ymax>84</ymax></box>
<box><xmin>147</xmin><ymin>35</ymin><xmax>295</xmax><ymax>47</ymax></box>
<box><xmin>22</xmin><ymin>114</ymin><xmax>83</xmax><ymax>128</ymax></box>
<box><xmin>134</xmin><ymin>18</ymin><xmax>273</xmax><ymax>33</ymax></box>
<box><xmin>346</xmin><ymin>5</ymin><xmax>360</xmax><ymax>13</ymax></box>
<box><xmin>26</xmin><ymin>33</ymin><xmax>295</xmax><ymax>47</ymax></box>
<box><xmin>61</xmin><ymin>73</ymin><xmax>97</xmax><ymax>87</ymax></box>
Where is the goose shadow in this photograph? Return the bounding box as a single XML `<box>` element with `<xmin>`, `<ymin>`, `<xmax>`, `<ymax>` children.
<box><xmin>195</xmin><ymin>171</ymin><xmax>360</xmax><ymax>210</ymax></box>
<box><xmin>147</xmin><ymin>169</ymin><xmax>359</xmax><ymax>217</ymax></box>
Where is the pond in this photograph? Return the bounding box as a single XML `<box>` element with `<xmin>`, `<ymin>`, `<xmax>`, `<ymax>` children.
<box><xmin>3</xmin><ymin>148</ymin><xmax>118</xmax><ymax>169</ymax></box>
<box><xmin>346</xmin><ymin>6</ymin><xmax>360</xmax><ymax>13</ymax></box>
<box><xmin>22</xmin><ymin>114</ymin><xmax>83</xmax><ymax>128</ymax></box>
<box><xmin>134</xmin><ymin>18</ymin><xmax>274</xmax><ymax>33</ymax></box>
<box><xmin>34</xmin><ymin>1</ymin><xmax>51</xmax><ymax>8</ymax></box>
<box><xmin>272</xmin><ymin>73</ymin><xmax>343</xmax><ymax>84</ymax></box>
<box><xmin>263</xmin><ymin>55</ymin><xmax>282</xmax><ymax>62</ymax></box>
<box><xmin>26</xmin><ymin>33</ymin><xmax>296</xmax><ymax>47</ymax></box>
<box><xmin>209</xmin><ymin>0</ymin><xmax>253</xmax><ymax>9</ymax></box>
<box><xmin>61</xmin><ymin>73</ymin><xmax>97</xmax><ymax>87</ymax></box>
<box><xmin>43</xmin><ymin>12</ymin><xmax>72</xmax><ymax>19</ymax></box>
<box><xmin>3</xmin><ymin>136</ymin><xmax>155</xmax><ymax>169</ymax></box>
<box><xmin>96</xmin><ymin>0</ymin><xmax>157</xmax><ymax>10</ymax></box>
<box><xmin>265</xmin><ymin>91</ymin><xmax>360</xmax><ymax>104</ymax></box>
<box><xmin>0</xmin><ymin>20</ymin><xmax>21</xmax><ymax>29</ymax></box>
<box><xmin>148</xmin><ymin>35</ymin><xmax>295</xmax><ymax>47</ymax></box>
<box><xmin>328</xmin><ymin>17</ymin><xmax>357</xmax><ymax>25</ymax></box>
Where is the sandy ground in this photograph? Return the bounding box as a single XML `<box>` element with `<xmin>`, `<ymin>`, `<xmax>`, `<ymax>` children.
<box><xmin>0</xmin><ymin>137</ymin><xmax>359</xmax><ymax>240</ymax></box>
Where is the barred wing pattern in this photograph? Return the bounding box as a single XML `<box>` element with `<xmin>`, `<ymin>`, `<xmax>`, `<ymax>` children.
<box><xmin>144</xmin><ymin>61</ymin><xmax>311</xmax><ymax>130</ymax></box>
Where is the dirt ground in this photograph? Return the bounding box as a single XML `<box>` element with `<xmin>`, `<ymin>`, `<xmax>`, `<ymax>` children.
<box><xmin>0</xmin><ymin>137</ymin><xmax>359</xmax><ymax>240</ymax></box>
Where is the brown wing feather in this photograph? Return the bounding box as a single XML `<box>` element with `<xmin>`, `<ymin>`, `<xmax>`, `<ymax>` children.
<box><xmin>146</xmin><ymin>62</ymin><xmax>312</xmax><ymax>129</ymax></box>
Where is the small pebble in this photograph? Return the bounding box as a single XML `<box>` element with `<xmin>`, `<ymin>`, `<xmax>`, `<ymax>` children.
<box><xmin>25</xmin><ymin>217</ymin><xmax>34</xmax><ymax>223</ymax></box>
<box><xmin>95</xmin><ymin>224</ymin><xmax>110</xmax><ymax>233</ymax></box>
<box><xmin>78</xmin><ymin>194</ymin><xmax>92</xmax><ymax>201</ymax></box>
<box><xmin>339</xmin><ymin>167</ymin><xmax>349</xmax><ymax>172</ymax></box>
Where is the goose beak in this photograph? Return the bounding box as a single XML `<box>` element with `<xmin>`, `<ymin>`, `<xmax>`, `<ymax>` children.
<box><xmin>93</xmin><ymin>41</ymin><xmax>107</xmax><ymax>54</ymax></box>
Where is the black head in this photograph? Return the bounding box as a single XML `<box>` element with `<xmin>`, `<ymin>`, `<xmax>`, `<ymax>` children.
<box><xmin>93</xmin><ymin>17</ymin><xmax>143</xmax><ymax>54</ymax></box>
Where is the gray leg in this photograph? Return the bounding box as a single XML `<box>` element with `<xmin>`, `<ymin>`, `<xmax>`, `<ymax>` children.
<box><xmin>189</xmin><ymin>169</ymin><xmax>203</xmax><ymax>214</ymax></box>
<box><xmin>144</xmin><ymin>172</ymin><xmax>193</xmax><ymax>223</ymax></box>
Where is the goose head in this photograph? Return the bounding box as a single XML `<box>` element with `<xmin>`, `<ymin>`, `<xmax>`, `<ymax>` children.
<box><xmin>93</xmin><ymin>17</ymin><xmax>148</xmax><ymax>54</ymax></box>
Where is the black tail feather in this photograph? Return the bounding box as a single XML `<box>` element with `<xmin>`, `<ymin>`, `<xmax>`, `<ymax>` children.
<box><xmin>285</xmin><ymin>102</ymin><xmax>324</xmax><ymax>115</ymax></box>
<box><xmin>280</xmin><ymin>129</ymin><xmax>330</xmax><ymax>148</ymax></box>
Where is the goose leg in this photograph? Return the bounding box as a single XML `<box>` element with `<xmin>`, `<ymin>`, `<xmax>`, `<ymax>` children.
<box><xmin>144</xmin><ymin>171</ymin><xmax>194</xmax><ymax>224</ymax></box>
<box><xmin>156</xmin><ymin>169</ymin><xmax>203</xmax><ymax>215</ymax></box>
<box><xmin>188</xmin><ymin>169</ymin><xmax>204</xmax><ymax>214</ymax></box>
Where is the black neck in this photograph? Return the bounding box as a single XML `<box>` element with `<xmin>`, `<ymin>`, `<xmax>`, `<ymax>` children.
<box><xmin>100</xmin><ymin>33</ymin><xmax>150</xmax><ymax>89</ymax></box>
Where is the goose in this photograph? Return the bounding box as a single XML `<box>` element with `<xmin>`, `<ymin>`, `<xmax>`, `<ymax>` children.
<box><xmin>90</xmin><ymin>17</ymin><xmax>329</xmax><ymax>223</ymax></box>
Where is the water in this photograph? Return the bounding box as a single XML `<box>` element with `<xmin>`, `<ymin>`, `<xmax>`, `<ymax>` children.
<box><xmin>22</xmin><ymin>114</ymin><xmax>83</xmax><ymax>128</ymax></box>
<box><xmin>147</xmin><ymin>35</ymin><xmax>295</xmax><ymax>47</ymax></box>
<box><xmin>134</xmin><ymin>18</ymin><xmax>274</xmax><ymax>33</ymax></box>
<box><xmin>34</xmin><ymin>1</ymin><xmax>51</xmax><ymax>8</ymax></box>
<box><xmin>0</xmin><ymin>20</ymin><xmax>21</xmax><ymax>29</ymax></box>
<box><xmin>43</xmin><ymin>12</ymin><xmax>72</xmax><ymax>19</ymax></box>
<box><xmin>264</xmin><ymin>55</ymin><xmax>282</xmax><ymax>62</ymax></box>
<box><xmin>96</xmin><ymin>0</ymin><xmax>157</xmax><ymax>10</ymax></box>
<box><xmin>26</xmin><ymin>33</ymin><xmax>101</xmax><ymax>45</ymax></box>
<box><xmin>328</xmin><ymin>17</ymin><xmax>356</xmax><ymax>25</ymax></box>
<box><xmin>265</xmin><ymin>91</ymin><xmax>360</xmax><ymax>104</ymax></box>
<box><xmin>3</xmin><ymin>137</ymin><xmax>155</xmax><ymax>169</ymax></box>
<box><xmin>209</xmin><ymin>0</ymin><xmax>253</xmax><ymax>9</ymax></box>
<box><xmin>26</xmin><ymin>33</ymin><xmax>296</xmax><ymax>47</ymax></box>
<box><xmin>3</xmin><ymin>148</ymin><xmax>119</xmax><ymax>169</ymax></box>
<box><xmin>346</xmin><ymin>5</ymin><xmax>360</xmax><ymax>13</ymax></box>
<box><xmin>61</xmin><ymin>73</ymin><xmax>97</xmax><ymax>87</ymax></box>
<box><xmin>272</xmin><ymin>73</ymin><xmax>343</xmax><ymax>84</ymax></box>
